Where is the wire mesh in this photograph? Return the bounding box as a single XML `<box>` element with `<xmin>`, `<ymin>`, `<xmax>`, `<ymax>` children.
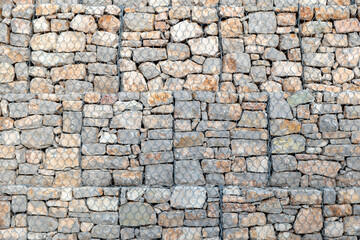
<box><xmin>0</xmin><ymin>0</ymin><xmax>359</xmax><ymax>239</ymax></box>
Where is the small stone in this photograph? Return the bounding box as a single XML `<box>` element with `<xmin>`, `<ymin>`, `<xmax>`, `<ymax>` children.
<box><xmin>184</xmin><ymin>74</ymin><xmax>219</xmax><ymax>92</ymax></box>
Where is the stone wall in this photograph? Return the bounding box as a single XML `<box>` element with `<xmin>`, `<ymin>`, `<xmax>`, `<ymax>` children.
<box><xmin>1</xmin><ymin>0</ymin><xmax>360</xmax><ymax>238</ymax></box>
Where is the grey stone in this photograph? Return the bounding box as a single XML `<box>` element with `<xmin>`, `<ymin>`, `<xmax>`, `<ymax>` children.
<box><xmin>203</xmin><ymin>58</ymin><xmax>221</xmax><ymax>74</ymax></box>
<box><xmin>28</xmin><ymin>216</ymin><xmax>58</xmax><ymax>232</ymax></box>
<box><xmin>347</xmin><ymin>157</ymin><xmax>360</xmax><ymax>171</ymax></box>
<box><xmin>174</xmin><ymin>132</ymin><xmax>204</xmax><ymax>148</ymax></box>
<box><xmin>148</xmin><ymin>129</ymin><xmax>173</xmax><ymax>140</ymax></box>
<box><xmin>141</xmin><ymin>140</ymin><xmax>173</xmax><ymax>153</ymax></box>
<box><xmin>139</xmin><ymin>226</ymin><xmax>162</xmax><ymax>239</ymax></box>
<box><xmin>280</xmin><ymin>34</ymin><xmax>300</xmax><ymax>50</ymax></box>
<box><xmin>175</xmin><ymin>101</ymin><xmax>201</xmax><ymax>119</ymax></box>
<box><xmin>90</xmin><ymin>212</ymin><xmax>118</xmax><ymax>225</ymax></box>
<box><xmin>287</xmin><ymin>90</ymin><xmax>314</xmax><ymax>107</ymax></box>
<box><xmin>174</xmin><ymin>147</ymin><xmax>214</xmax><ymax>160</ymax></box>
<box><xmin>82</xmin><ymin>144</ymin><xmax>106</xmax><ymax>155</ymax></box>
<box><xmin>63</xmin><ymin>112</ymin><xmax>82</xmax><ymax>133</ymax></box>
<box><xmin>96</xmin><ymin>46</ymin><xmax>117</xmax><ymax>63</ymax></box>
<box><xmin>319</xmin><ymin>115</ymin><xmax>338</xmax><ymax>132</ymax></box>
<box><xmin>175</xmin><ymin>160</ymin><xmax>205</xmax><ymax>185</ymax></box>
<box><xmin>272</xmin><ymin>155</ymin><xmax>297</xmax><ymax>172</ymax></box>
<box><xmin>82</xmin><ymin>170</ymin><xmax>112</xmax><ymax>186</ymax></box>
<box><xmin>139</xmin><ymin>62</ymin><xmax>161</xmax><ymax>80</ymax></box>
<box><xmin>170</xmin><ymin>20</ymin><xmax>203</xmax><ymax>42</ymax></box>
<box><xmin>117</xmin><ymin>130</ymin><xmax>140</xmax><ymax>144</ymax></box>
<box><xmin>65</xmin><ymin>80</ymin><xmax>93</xmax><ymax>93</ymax></box>
<box><xmin>222</xmin><ymin>53</ymin><xmax>251</xmax><ymax>73</ymax></box>
<box><xmin>133</xmin><ymin>47</ymin><xmax>167</xmax><ymax>63</ymax></box>
<box><xmin>110</xmin><ymin>111</ymin><xmax>142</xmax><ymax>129</ymax></box>
<box><xmin>170</xmin><ymin>186</ymin><xmax>206</xmax><ymax>209</ymax></box>
<box><xmin>231</xmin><ymin>140</ymin><xmax>267</xmax><ymax>156</ymax></box>
<box><xmin>304</xmin><ymin>53</ymin><xmax>335</xmax><ymax>67</ymax></box>
<box><xmin>208</xmin><ymin>104</ymin><xmax>242</xmax><ymax>121</ymax></box>
<box><xmin>107</xmin><ymin>145</ymin><xmax>131</xmax><ymax>156</ymax></box>
<box><xmin>272</xmin><ymin>135</ymin><xmax>306</xmax><ymax>154</ymax></box>
<box><xmin>91</xmin><ymin>225</ymin><xmax>120</xmax><ymax>239</ymax></box>
<box><xmin>88</xmin><ymin>63</ymin><xmax>117</xmax><ymax>75</ymax></box>
<box><xmin>225</xmin><ymin>173</ymin><xmax>268</xmax><ymax>187</ymax></box>
<box><xmin>0</xmin><ymin>23</ymin><xmax>9</xmax><ymax>44</ymax></box>
<box><xmin>145</xmin><ymin>164</ymin><xmax>173</xmax><ymax>186</ymax></box>
<box><xmin>238</xmin><ymin>111</ymin><xmax>267</xmax><ymax>128</ymax></box>
<box><xmin>82</xmin><ymin>127</ymin><xmax>99</xmax><ymax>144</ymax></box>
<box><xmin>21</xmin><ymin>127</ymin><xmax>54</xmax><ymax>149</ymax></box>
<box><xmin>84</xmin><ymin>105</ymin><xmax>113</xmax><ymax>119</ymax></box>
<box><xmin>222</xmin><ymin>38</ymin><xmax>244</xmax><ymax>54</ymax></box>
<box><xmin>263</xmin><ymin>48</ymin><xmax>286</xmax><ymax>61</ymax></box>
<box><xmin>9</xmin><ymin>103</ymin><xmax>28</xmax><ymax>118</ymax></box>
<box><xmin>143</xmin><ymin>115</ymin><xmax>173</xmax><ymax>129</ymax></box>
<box><xmin>270</xmin><ymin>172</ymin><xmax>301</xmax><ymax>187</ymax></box>
<box><xmin>11</xmin><ymin>195</ymin><xmax>27</xmax><ymax>213</ymax></box>
<box><xmin>31</xmin><ymin>51</ymin><xmax>74</xmax><ymax>67</ymax></box>
<box><xmin>249</xmin><ymin>12</ymin><xmax>276</xmax><ymax>34</ymax></box>
<box><xmin>119</xmin><ymin>202</ymin><xmax>156</xmax><ymax>226</ymax></box>
<box><xmin>269</xmin><ymin>93</ymin><xmax>293</xmax><ymax>119</ymax></box>
<box><xmin>167</xmin><ymin>43</ymin><xmax>190</xmax><ymax>61</ymax></box>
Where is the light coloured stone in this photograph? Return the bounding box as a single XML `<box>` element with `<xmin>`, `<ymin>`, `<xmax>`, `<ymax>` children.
<box><xmin>294</xmin><ymin>208</ymin><xmax>323</xmax><ymax>234</ymax></box>
<box><xmin>170</xmin><ymin>186</ymin><xmax>206</xmax><ymax>209</ymax></box>
<box><xmin>249</xmin><ymin>12</ymin><xmax>276</xmax><ymax>34</ymax></box>
<box><xmin>70</xmin><ymin>15</ymin><xmax>97</xmax><ymax>33</ymax></box>
<box><xmin>271</xmin><ymin>61</ymin><xmax>302</xmax><ymax>77</ymax></box>
<box><xmin>0</xmin><ymin>62</ymin><xmax>15</xmax><ymax>83</ymax></box>
<box><xmin>30</xmin><ymin>33</ymin><xmax>57</xmax><ymax>51</ymax></box>
<box><xmin>122</xmin><ymin>72</ymin><xmax>148</xmax><ymax>92</ymax></box>
<box><xmin>184</xmin><ymin>74</ymin><xmax>219</xmax><ymax>92</ymax></box>
<box><xmin>21</xmin><ymin>127</ymin><xmax>54</xmax><ymax>149</ymax></box>
<box><xmin>92</xmin><ymin>31</ymin><xmax>119</xmax><ymax>47</ymax></box>
<box><xmin>220</xmin><ymin>18</ymin><xmax>243</xmax><ymax>38</ymax></box>
<box><xmin>170</xmin><ymin>20</ymin><xmax>203</xmax><ymax>42</ymax></box>
<box><xmin>159</xmin><ymin>60</ymin><xmax>202</xmax><ymax>78</ymax></box>
<box><xmin>272</xmin><ymin>135</ymin><xmax>306</xmax><ymax>154</ymax></box>
<box><xmin>123</xmin><ymin>13</ymin><xmax>154</xmax><ymax>32</ymax></box>
<box><xmin>56</xmin><ymin>32</ymin><xmax>86</xmax><ymax>52</ymax></box>
<box><xmin>188</xmin><ymin>37</ymin><xmax>219</xmax><ymax>57</ymax></box>
<box><xmin>223</xmin><ymin>53</ymin><xmax>251</xmax><ymax>73</ymax></box>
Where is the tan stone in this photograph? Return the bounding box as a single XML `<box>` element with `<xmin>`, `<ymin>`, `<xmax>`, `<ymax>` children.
<box><xmin>51</xmin><ymin>19</ymin><xmax>69</xmax><ymax>32</ymax></box>
<box><xmin>220</xmin><ymin>18</ymin><xmax>243</xmax><ymax>38</ymax></box>
<box><xmin>30</xmin><ymin>78</ymin><xmax>53</xmax><ymax>93</ymax></box>
<box><xmin>44</xmin><ymin>148</ymin><xmax>80</xmax><ymax>170</ymax></box>
<box><xmin>28</xmin><ymin>201</ymin><xmax>48</xmax><ymax>215</ymax></box>
<box><xmin>0</xmin><ymin>146</ymin><xmax>15</xmax><ymax>159</ymax></box>
<box><xmin>324</xmin><ymin>204</ymin><xmax>352</xmax><ymax>217</ymax></box>
<box><xmin>122</xmin><ymin>72</ymin><xmax>148</xmax><ymax>92</ymax></box>
<box><xmin>294</xmin><ymin>208</ymin><xmax>323</xmax><ymax>234</ymax></box>
<box><xmin>159</xmin><ymin>60</ymin><xmax>202</xmax><ymax>78</ymax></box>
<box><xmin>59</xmin><ymin>134</ymin><xmax>81</xmax><ymax>147</ymax></box>
<box><xmin>335</xmin><ymin>18</ymin><xmax>360</xmax><ymax>33</ymax></box>
<box><xmin>35</xmin><ymin>4</ymin><xmax>59</xmax><ymax>16</ymax></box>
<box><xmin>11</xmin><ymin>18</ymin><xmax>31</xmax><ymax>35</ymax></box>
<box><xmin>271</xmin><ymin>62</ymin><xmax>302</xmax><ymax>77</ymax></box>
<box><xmin>239</xmin><ymin>213</ymin><xmax>266</xmax><ymax>227</ymax></box>
<box><xmin>0</xmin><ymin>201</ymin><xmax>10</xmax><ymax>228</ymax></box>
<box><xmin>315</xmin><ymin>6</ymin><xmax>350</xmax><ymax>20</ymax></box>
<box><xmin>301</xmin><ymin>21</ymin><xmax>332</xmax><ymax>36</ymax></box>
<box><xmin>344</xmin><ymin>216</ymin><xmax>360</xmax><ymax>235</ymax></box>
<box><xmin>30</xmin><ymin>33</ymin><xmax>57</xmax><ymax>51</ymax></box>
<box><xmin>70</xmin><ymin>15</ymin><xmax>97</xmax><ymax>33</ymax></box>
<box><xmin>337</xmin><ymin>188</ymin><xmax>360</xmax><ymax>203</ymax></box>
<box><xmin>297</xmin><ymin>160</ymin><xmax>341</xmax><ymax>177</ymax></box>
<box><xmin>56</xmin><ymin>32</ymin><xmax>85</xmax><ymax>53</ymax></box>
<box><xmin>92</xmin><ymin>31</ymin><xmax>119</xmax><ymax>47</ymax></box>
<box><xmin>0</xmin><ymin>62</ymin><xmax>15</xmax><ymax>83</ymax></box>
<box><xmin>300</xmin><ymin>6</ymin><xmax>314</xmax><ymax>21</ymax></box>
<box><xmin>283</xmin><ymin>77</ymin><xmax>302</xmax><ymax>93</ymax></box>
<box><xmin>50</xmin><ymin>64</ymin><xmax>86</xmax><ymax>83</ymax></box>
<box><xmin>250</xmin><ymin>225</ymin><xmax>276</xmax><ymax>240</ymax></box>
<box><xmin>277</xmin><ymin>13</ymin><xmax>296</xmax><ymax>26</ymax></box>
<box><xmin>336</xmin><ymin>47</ymin><xmax>360</xmax><ymax>67</ymax></box>
<box><xmin>184</xmin><ymin>74</ymin><xmax>219</xmax><ymax>92</ymax></box>
<box><xmin>332</xmin><ymin>67</ymin><xmax>354</xmax><ymax>85</ymax></box>
<box><xmin>58</xmin><ymin>218</ymin><xmax>79</xmax><ymax>233</ymax></box>
<box><xmin>0</xmin><ymin>118</ymin><xmax>14</xmax><ymax>131</ymax></box>
<box><xmin>53</xmin><ymin>170</ymin><xmax>81</xmax><ymax>187</ymax></box>
<box><xmin>337</xmin><ymin>92</ymin><xmax>360</xmax><ymax>105</ymax></box>
<box><xmin>99</xmin><ymin>15</ymin><xmax>121</xmax><ymax>33</ymax></box>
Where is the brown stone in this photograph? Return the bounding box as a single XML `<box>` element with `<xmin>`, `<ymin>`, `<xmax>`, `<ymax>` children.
<box><xmin>315</xmin><ymin>6</ymin><xmax>350</xmax><ymax>20</ymax></box>
<box><xmin>44</xmin><ymin>148</ymin><xmax>80</xmax><ymax>170</ymax></box>
<box><xmin>297</xmin><ymin>160</ymin><xmax>341</xmax><ymax>178</ymax></box>
<box><xmin>0</xmin><ymin>201</ymin><xmax>10</xmax><ymax>228</ymax></box>
<box><xmin>98</xmin><ymin>15</ymin><xmax>121</xmax><ymax>33</ymax></box>
<box><xmin>294</xmin><ymin>208</ymin><xmax>323</xmax><ymax>234</ymax></box>
<box><xmin>220</xmin><ymin>18</ymin><xmax>243</xmax><ymax>38</ymax></box>
<box><xmin>334</xmin><ymin>19</ymin><xmax>360</xmax><ymax>33</ymax></box>
<box><xmin>324</xmin><ymin>204</ymin><xmax>352</xmax><ymax>217</ymax></box>
<box><xmin>50</xmin><ymin>64</ymin><xmax>86</xmax><ymax>83</ymax></box>
<box><xmin>184</xmin><ymin>74</ymin><xmax>219</xmax><ymax>92</ymax></box>
<box><xmin>53</xmin><ymin>170</ymin><xmax>81</xmax><ymax>187</ymax></box>
<box><xmin>300</xmin><ymin>6</ymin><xmax>314</xmax><ymax>21</ymax></box>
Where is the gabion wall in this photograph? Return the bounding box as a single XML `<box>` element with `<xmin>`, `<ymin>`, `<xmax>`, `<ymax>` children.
<box><xmin>0</xmin><ymin>0</ymin><xmax>360</xmax><ymax>239</ymax></box>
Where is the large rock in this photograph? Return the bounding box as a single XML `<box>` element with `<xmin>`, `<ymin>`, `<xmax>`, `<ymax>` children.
<box><xmin>287</xmin><ymin>90</ymin><xmax>314</xmax><ymax>107</ymax></box>
<box><xmin>170</xmin><ymin>186</ymin><xmax>206</xmax><ymax>209</ymax></box>
<box><xmin>301</xmin><ymin>21</ymin><xmax>332</xmax><ymax>36</ymax></box>
<box><xmin>0</xmin><ymin>23</ymin><xmax>9</xmax><ymax>44</ymax></box>
<box><xmin>270</xmin><ymin>119</ymin><xmax>301</xmax><ymax>136</ymax></box>
<box><xmin>98</xmin><ymin>15</ymin><xmax>121</xmax><ymax>33</ymax></box>
<box><xmin>167</xmin><ymin>43</ymin><xmax>190</xmax><ymax>60</ymax></box>
<box><xmin>119</xmin><ymin>202</ymin><xmax>156</xmax><ymax>226</ymax></box>
<box><xmin>336</xmin><ymin>47</ymin><xmax>360</xmax><ymax>67</ymax></box>
<box><xmin>271</xmin><ymin>61</ymin><xmax>302</xmax><ymax>77</ymax></box>
<box><xmin>21</xmin><ymin>127</ymin><xmax>54</xmax><ymax>149</ymax></box>
<box><xmin>294</xmin><ymin>208</ymin><xmax>323</xmax><ymax>234</ymax></box>
<box><xmin>248</xmin><ymin>12</ymin><xmax>276</xmax><ymax>33</ymax></box>
<box><xmin>344</xmin><ymin>216</ymin><xmax>360</xmax><ymax>235</ymax></box>
<box><xmin>86</xmin><ymin>197</ymin><xmax>118</xmax><ymax>211</ymax></box>
<box><xmin>298</xmin><ymin>160</ymin><xmax>341</xmax><ymax>177</ymax></box>
<box><xmin>272</xmin><ymin>135</ymin><xmax>306</xmax><ymax>154</ymax></box>
<box><xmin>222</xmin><ymin>53</ymin><xmax>251</xmax><ymax>73</ymax></box>
<box><xmin>123</xmin><ymin>13</ymin><xmax>154</xmax><ymax>32</ymax></box>
<box><xmin>170</xmin><ymin>20</ymin><xmax>203</xmax><ymax>42</ymax></box>
<box><xmin>269</xmin><ymin>93</ymin><xmax>293</xmax><ymax>119</ymax></box>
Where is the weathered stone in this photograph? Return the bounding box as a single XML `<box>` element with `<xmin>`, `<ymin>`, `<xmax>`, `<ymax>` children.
<box><xmin>335</xmin><ymin>18</ymin><xmax>360</xmax><ymax>33</ymax></box>
<box><xmin>122</xmin><ymin>71</ymin><xmax>147</xmax><ymax>92</ymax></box>
<box><xmin>0</xmin><ymin>62</ymin><xmax>15</xmax><ymax>83</ymax></box>
<box><xmin>239</xmin><ymin>213</ymin><xmax>266</xmax><ymax>227</ymax></box>
<box><xmin>98</xmin><ymin>15</ymin><xmax>120</xmax><ymax>33</ymax></box>
<box><xmin>92</xmin><ymin>31</ymin><xmax>118</xmax><ymax>47</ymax></box>
<box><xmin>31</xmin><ymin>51</ymin><xmax>74</xmax><ymax>67</ymax></box>
<box><xmin>119</xmin><ymin>202</ymin><xmax>156</xmax><ymax>226</ymax></box>
<box><xmin>270</xmin><ymin>172</ymin><xmax>301</xmax><ymax>187</ymax></box>
<box><xmin>28</xmin><ymin>216</ymin><xmax>58</xmax><ymax>232</ymax></box>
<box><xmin>56</xmin><ymin>32</ymin><xmax>85</xmax><ymax>52</ymax></box>
<box><xmin>270</xmin><ymin>119</ymin><xmax>301</xmax><ymax>136</ymax></box>
<box><xmin>170</xmin><ymin>20</ymin><xmax>203</xmax><ymax>42</ymax></box>
<box><xmin>175</xmin><ymin>160</ymin><xmax>205</xmax><ymax>185</ymax></box>
<box><xmin>139</xmin><ymin>62</ymin><xmax>160</xmax><ymax>80</ymax></box>
<box><xmin>145</xmin><ymin>164</ymin><xmax>173</xmax><ymax>186</ymax></box>
<box><xmin>231</xmin><ymin>140</ymin><xmax>267</xmax><ymax>156</ymax></box>
<box><xmin>272</xmin><ymin>135</ymin><xmax>305</xmax><ymax>154</ymax></box>
<box><xmin>30</xmin><ymin>33</ymin><xmax>57</xmax><ymax>51</ymax></box>
<box><xmin>110</xmin><ymin>111</ymin><xmax>142</xmax><ymax>129</ymax></box>
<box><xmin>0</xmin><ymin>23</ymin><xmax>9</xmax><ymax>44</ymax></box>
<box><xmin>208</xmin><ymin>104</ymin><xmax>242</xmax><ymax>121</ymax></box>
<box><xmin>223</xmin><ymin>53</ymin><xmax>250</xmax><ymax>73</ymax></box>
<box><xmin>304</xmin><ymin>53</ymin><xmax>335</xmax><ymax>67</ymax></box>
<box><xmin>301</xmin><ymin>21</ymin><xmax>332</xmax><ymax>36</ymax></box>
<box><xmin>249</xmin><ymin>12</ymin><xmax>276</xmax><ymax>33</ymax></box>
<box><xmin>124</xmin><ymin>13</ymin><xmax>154</xmax><ymax>32</ymax></box>
<box><xmin>167</xmin><ymin>43</ymin><xmax>190</xmax><ymax>61</ymax></box>
<box><xmin>294</xmin><ymin>208</ymin><xmax>323</xmax><ymax>234</ymax></box>
<box><xmin>324</xmin><ymin>221</ymin><xmax>344</xmax><ymax>238</ymax></box>
<box><xmin>184</xmin><ymin>74</ymin><xmax>219</xmax><ymax>92</ymax></box>
<box><xmin>238</xmin><ymin>111</ymin><xmax>267</xmax><ymax>129</ymax></box>
<box><xmin>271</xmin><ymin>61</ymin><xmax>302</xmax><ymax>77</ymax></box>
<box><xmin>269</xmin><ymin>94</ymin><xmax>293</xmax><ymax>119</ymax></box>
<box><xmin>70</xmin><ymin>15</ymin><xmax>97</xmax><ymax>33</ymax></box>
<box><xmin>87</xmin><ymin>197</ymin><xmax>118</xmax><ymax>211</ymax></box>
<box><xmin>53</xmin><ymin>170</ymin><xmax>81</xmax><ymax>187</ymax></box>
<box><xmin>170</xmin><ymin>187</ymin><xmax>206</xmax><ymax>209</ymax></box>
<box><xmin>159</xmin><ymin>60</ymin><xmax>202</xmax><ymax>78</ymax></box>
<box><xmin>21</xmin><ymin>127</ymin><xmax>54</xmax><ymax>149</ymax></box>
<box><xmin>324</xmin><ymin>204</ymin><xmax>352</xmax><ymax>217</ymax></box>
<box><xmin>0</xmin><ymin>201</ymin><xmax>10</xmax><ymax>228</ymax></box>
<box><xmin>250</xmin><ymin>225</ymin><xmax>276</xmax><ymax>240</ymax></box>
<box><xmin>113</xmin><ymin>170</ymin><xmax>143</xmax><ymax>186</ymax></box>
<box><xmin>163</xmin><ymin>227</ymin><xmax>201</xmax><ymax>240</ymax></box>
<box><xmin>133</xmin><ymin>48</ymin><xmax>167</xmax><ymax>63</ymax></box>
<box><xmin>174</xmin><ymin>101</ymin><xmax>200</xmax><ymax>119</ymax></box>
<box><xmin>344</xmin><ymin>216</ymin><xmax>360</xmax><ymax>235</ymax></box>
<box><xmin>220</xmin><ymin>18</ymin><xmax>243</xmax><ymax>38</ymax></box>
<box><xmin>44</xmin><ymin>148</ymin><xmax>79</xmax><ymax>170</ymax></box>
<box><xmin>223</xmin><ymin>228</ymin><xmax>249</xmax><ymax>240</ymax></box>
<box><xmin>188</xmin><ymin>37</ymin><xmax>219</xmax><ymax>57</ymax></box>
<box><xmin>336</xmin><ymin>47</ymin><xmax>360</xmax><ymax>67</ymax></box>
<box><xmin>225</xmin><ymin>172</ymin><xmax>267</xmax><ymax>187</ymax></box>
<box><xmin>11</xmin><ymin>18</ymin><xmax>31</xmax><ymax>35</ymax></box>
<box><xmin>91</xmin><ymin>225</ymin><xmax>120</xmax><ymax>239</ymax></box>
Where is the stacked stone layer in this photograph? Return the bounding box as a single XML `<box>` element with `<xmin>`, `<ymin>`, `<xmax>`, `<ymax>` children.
<box><xmin>1</xmin><ymin>0</ymin><xmax>360</xmax><ymax>238</ymax></box>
